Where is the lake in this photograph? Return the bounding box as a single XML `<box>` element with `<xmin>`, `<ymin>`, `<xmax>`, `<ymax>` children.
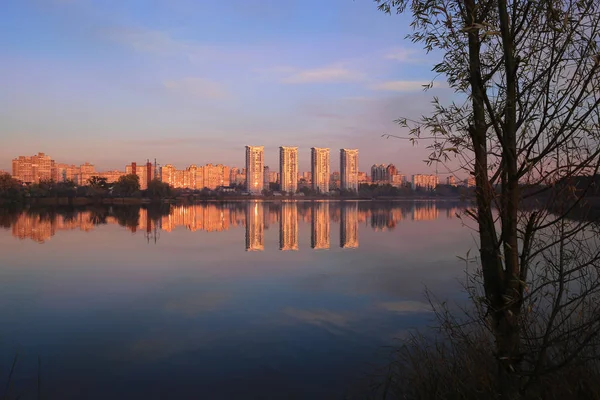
<box><xmin>0</xmin><ymin>200</ymin><xmax>475</xmax><ymax>399</ymax></box>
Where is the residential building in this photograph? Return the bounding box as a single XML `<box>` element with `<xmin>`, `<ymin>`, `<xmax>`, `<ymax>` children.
<box><xmin>78</xmin><ymin>162</ymin><xmax>96</xmax><ymax>186</ymax></box>
<box><xmin>411</xmin><ymin>174</ymin><xmax>439</xmax><ymax>191</ymax></box>
<box><xmin>340</xmin><ymin>149</ymin><xmax>359</xmax><ymax>191</ymax></box>
<box><xmin>358</xmin><ymin>171</ymin><xmax>369</xmax><ymax>184</ymax></box>
<box><xmin>97</xmin><ymin>170</ymin><xmax>124</xmax><ymax>183</ymax></box>
<box><xmin>55</xmin><ymin>163</ymin><xmax>78</xmax><ymax>183</ymax></box>
<box><xmin>446</xmin><ymin>176</ymin><xmax>457</xmax><ymax>186</ymax></box>
<box><xmin>11</xmin><ymin>152</ymin><xmax>56</xmax><ymax>184</ymax></box>
<box><xmin>391</xmin><ymin>174</ymin><xmax>405</xmax><ymax>187</ymax></box>
<box><xmin>386</xmin><ymin>164</ymin><xmax>397</xmax><ymax>182</ymax></box>
<box><xmin>264</xmin><ymin>166</ymin><xmax>270</xmax><ymax>189</ymax></box>
<box><xmin>246</xmin><ymin>146</ymin><xmax>264</xmax><ymax>194</ymax></box>
<box><xmin>311</xmin><ymin>147</ymin><xmax>330</xmax><ymax>193</ymax></box>
<box><xmin>161</xmin><ymin>164</ymin><xmax>176</xmax><ymax>186</ymax></box>
<box><xmin>279</xmin><ymin>146</ymin><xmax>298</xmax><ymax>193</ymax></box>
<box><xmin>371</xmin><ymin>164</ymin><xmax>387</xmax><ymax>183</ymax></box>
<box><xmin>330</xmin><ymin>171</ymin><xmax>341</xmax><ymax>189</ymax></box>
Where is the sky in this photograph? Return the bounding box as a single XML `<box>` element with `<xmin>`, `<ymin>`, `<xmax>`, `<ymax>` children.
<box><xmin>0</xmin><ymin>0</ymin><xmax>458</xmax><ymax>176</ymax></box>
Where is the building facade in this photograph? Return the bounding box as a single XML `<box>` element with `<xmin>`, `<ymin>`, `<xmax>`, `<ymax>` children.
<box><xmin>279</xmin><ymin>146</ymin><xmax>298</xmax><ymax>193</ymax></box>
<box><xmin>12</xmin><ymin>153</ymin><xmax>56</xmax><ymax>184</ymax></box>
<box><xmin>246</xmin><ymin>146</ymin><xmax>264</xmax><ymax>194</ymax></box>
<box><xmin>411</xmin><ymin>174</ymin><xmax>439</xmax><ymax>191</ymax></box>
<box><xmin>340</xmin><ymin>149</ymin><xmax>359</xmax><ymax>191</ymax></box>
<box><xmin>311</xmin><ymin>147</ymin><xmax>330</xmax><ymax>193</ymax></box>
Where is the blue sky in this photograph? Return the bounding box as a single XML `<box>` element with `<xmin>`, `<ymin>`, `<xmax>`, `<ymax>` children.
<box><xmin>0</xmin><ymin>0</ymin><xmax>456</xmax><ymax>175</ymax></box>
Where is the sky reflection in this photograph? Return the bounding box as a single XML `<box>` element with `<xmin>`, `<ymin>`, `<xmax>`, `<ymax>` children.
<box><xmin>0</xmin><ymin>201</ymin><xmax>474</xmax><ymax>399</ymax></box>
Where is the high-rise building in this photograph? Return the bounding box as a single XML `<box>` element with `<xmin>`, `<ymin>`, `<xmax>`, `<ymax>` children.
<box><xmin>279</xmin><ymin>201</ymin><xmax>298</xmax><ymax>250</ymax></box>
<box><xmin>55</xmin><ymin>163</ymin><xmax>78</xmax><ymax>183</ymax></box>
<box><xmin>446</xmin><ymin>176</ymin><xmax>457</xmax><ymax>186</ymax></box>
<box><xmin>264</xmin><ymin>166</ymin><xmax>270</xmax><ymax>189</ymax></box>
<box><xmin>126</xmin><ymin>162</ymin><xmax>147</xmax><ymax>189</ymax></box>
<box><xmin>146</xmin><ymin>161</ymin><xmax>153</xmax><ymax>187</ymax></box>
<box><xmin>78</xmin><ymin>162</ymin><xmax>96</xmax><ymax>186</ymax></box>
<box><xmin>311</xmin><ymin>147</ymin><xmax>330</xmax><ymax>193</ymax></box>
<box><xmin>245</xmin><ymin>201</ymin><xmax>264</xmax><ymax>251</ymax></box>
<box><xmin>11</xmin><ymin>153</ymin><xmax>56</xmax><ymax>184</ymax></box>
<box><xmin>311</xmin><ymin>202</ymin><xmax>330</xmax><ymax>249</ymax></box>
<box><xmin>161</xmin><ymin>164</ymin><xmax>176</xmax><ymax>186</ymax></box>
<box><xmin>412</xmin><ymin>174</ymin><xmax>439</xmax><ymax>191</ymax></box>
<box><xmin>358</xmin><ymin>171</ymin><xmax>369</xmax><ymax>184</ymax></box>
<box><xmin>246</xmin><ymin>146</ymin><xmax>264</xmax><ymax>194</ymax></box>
<box><xmin>279</xmin><ymin>146</ymin><xmax>298</xmax><ymax>193</ymax></box>
<box><xmin>340</xmin><ymin>202</ymin><xmax>359</xmax><ymax>248</ymax></box>
<box><xmin>386</xmin><ymin>164</ymin><xmax>397</xmax><ymax>183</ymax></box>
<box><xmin>371</xmin><ymin>164</ymin><xmax>388</xmax><ymax>183</ymax></box>
<box><xmin>340</xmin><ymin>149</ymin><xmax>359</xmax><ymax>191</ymax></box>
<box><xmin>96</xmin><ymin>170</ymin><xmax>124</xmax><ymax>183</ymax></box>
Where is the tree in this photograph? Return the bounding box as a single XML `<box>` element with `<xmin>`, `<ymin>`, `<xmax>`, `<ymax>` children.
<box><xmin>87</xmin><ymin>176</ymin><xmax>109</xmax><ymax>198</ymax></box>
<box><xmin>147</xmin><ymin>178</ymin><xmax>171</xmax><ymax>198</ymax></box>
<box><xmin>377</xmin><ymin>0</ymin><xmax>600</xmax><ymax>397</ymax></box>
<box><xmin>0</xmin><ymin>173</ymin><xmax>21</xmax><ymax>199</ymax></box>
<box><xmin>88</xmin><ymin>176</ymin><xmax>108</xmax><ymax>189</ymax></box>
<box><xmin>113</xmin><ymin>174</ymin><xmax>140</xmax><ymax>197</ymax></box>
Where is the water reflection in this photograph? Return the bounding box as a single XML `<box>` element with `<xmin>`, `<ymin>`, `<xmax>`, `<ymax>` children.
<box><xmin>311</xmin><ymin>202</ymin><xmax>330</xmax><ymax>249</ymax></box>
<box><xmin>0</xmin><ymin>200</ymin><xmax>469</xmax><ymax>400</ymax></box>
<box><xmin>3</xmin><ymin>201</ymin><xmax>462</xmax><ymax>249</ymax></box>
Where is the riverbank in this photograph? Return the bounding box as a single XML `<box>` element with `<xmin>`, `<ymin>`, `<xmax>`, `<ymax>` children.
<box><xmin>0</xmin><ymin>195</ymin><xmax>469</xmax><ymax>207</ymax></box>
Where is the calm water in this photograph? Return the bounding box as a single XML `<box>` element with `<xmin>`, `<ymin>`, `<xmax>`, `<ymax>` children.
<box><xmin>0</xmin><ymin>200</ymin><xmax>474</xmax><ymax>399</ymax></box>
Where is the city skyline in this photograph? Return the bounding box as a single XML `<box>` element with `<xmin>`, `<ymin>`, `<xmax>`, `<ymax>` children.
<box><xmin>8</xmin><ymin>150</ymin><xmax>472</xmax><ymax>190</ymax></box>
<box><xmin>1</xmin><ymin>1</ymin><xmax>453</xmax><ymax>177</ymax></box>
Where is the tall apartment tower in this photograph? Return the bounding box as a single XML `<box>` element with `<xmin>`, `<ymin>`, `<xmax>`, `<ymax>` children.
<box><xmin>279</xmin><ymin>146</ymin><xmax>298</xmax><ymax>193</ymax></box>
<box><xmin>340</xmin><ymin>149</ymin><xmax>359</xmax><ymax>191</ymax></box>
<box><xmin>245</xmin><ymin>146</ymin><xmax>265</xmax><ymax>194</ymax></box>
<box><xmin>311</xmin><ymin>147</ymin><xmax>330</xmax><ymax>193</ymax></box>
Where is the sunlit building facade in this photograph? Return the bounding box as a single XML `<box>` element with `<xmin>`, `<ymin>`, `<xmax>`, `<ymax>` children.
<box><xmin>411</xmin><ymin>174</ymin><xmax>439</xmax><ymax>191</ymax></box>
<box><xmin>246</xmin><ymin>146</ymin><xmax>264</xmax><ymax>194</ymax></box>
<box><xmin>340</xmin><ymin>149</ymin><xmax>359</xmax><ymax>191</ymax></box>
<box><xmin>12</xmin><ymin>152</ymin><xmax>56</xmax><ymax>184</ymax></box>
<box><xmin>279</xmin><ymin>146</ymin><xmax>298</xmax><ymax>193</ymax></box>
<box><xmin>311</xmin><ymin>147</ymin><xmax>330</xmax><ymax>193</ymax></box>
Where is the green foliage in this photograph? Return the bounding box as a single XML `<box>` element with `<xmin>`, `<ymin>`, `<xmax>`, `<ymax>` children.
<box><xmin>147</xmin><ymin>178</ymin><xmax>171</xmax><ymax>198</ymax></box>
<box><xmin>88</xmin><ymin>176</ymin><xmax>108</xmax><ymax>189</ymax></box>
<box><xmin>0</xmin><ymin>173</ymin><xmax>22</xmax><ymax>200</ymax></box>
<box><xmin>113</xmin><ymin>174</ymin><xmax>140</xmax><ymax>197</ymax></box>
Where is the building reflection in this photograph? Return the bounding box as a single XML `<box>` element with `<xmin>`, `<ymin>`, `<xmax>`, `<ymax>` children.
<box><xmin>340</xmin><ymin>202</ymin><xmax>359</xmax><ymax>249</ymax></box>
<box><xmin>245</xmin><ymin>201</ymin><xmax>265</xmax><ymax>251</ymax></box>
<box><xmin>311</xmin><ymin>202</ymin><xmax>330</xmax><ymax>250</ymax></box>
<box><xmin>412</xmin><ymin>202</ymin><xmax>439</xmax><ymax>221</ymax></box>
<box><xmin>5</xmin><ymin>201</ymin><xmax>463</xmax><ymax>249</ymax></box>
<box><xmin>279</xmin><ymin>201</ymin><xmax>299</xmax><ymax>251</ymax></box>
